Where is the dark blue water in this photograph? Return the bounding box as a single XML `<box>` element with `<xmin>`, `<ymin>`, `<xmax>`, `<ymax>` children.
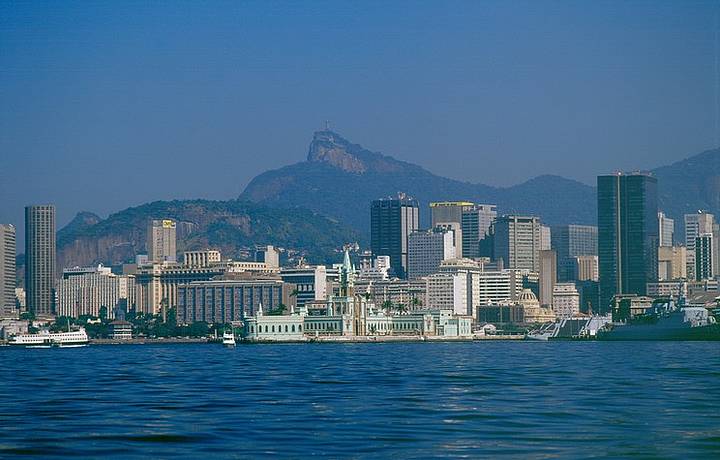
<box><xmin>1</xmin><ymin>342</ymin><xmax>719</xmax><ymax>459</ymax></box>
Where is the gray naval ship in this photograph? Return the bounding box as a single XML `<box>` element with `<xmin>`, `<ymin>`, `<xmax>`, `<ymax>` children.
<box><xmin>598</xmin><ymin>299</ymin><xmax>719</xmax><ymax>341</ymax></box>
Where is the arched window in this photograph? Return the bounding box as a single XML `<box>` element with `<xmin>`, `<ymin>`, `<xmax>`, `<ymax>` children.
<box><xmin>285</xmin><ymin>325</ymin><xmax>288</xmax><ymax>333</ymax></box>
<box><xmin>271</xmin><ymin>325</ymin><xmax>275</xmax><ymax>332</ymax></box>
<box><xmin>299</xmin><ymin>324</ymin><xmax>302</xmax><ymax>331</ymax></box>
<box><xmin>265</xmin><ymin>325</ymin><xmax>269</xmax><ymax>333</ymax></box>
<box><xmin>291</xmin><ymin>325</ymin><xmax>295</xmax><ymax>332</ymax></box>
<box><xmin>250</xmin><ymin>325</ymin><xmax>254</xmax><ymax>333</ymax></box>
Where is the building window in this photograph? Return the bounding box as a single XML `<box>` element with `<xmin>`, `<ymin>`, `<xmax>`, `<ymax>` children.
<box><xmin>299</xmin><ymin>325</ymin><xmax>302</xmax><ymax>331</ymax></box>
<box><xmin>285</xmin><ymin>325</ymin><xmax>288</xmax><ymax>333</ymax></box>
<box><xmin>291</xmin><ymin>325</ymin><xmax>295</xmax><ymax>332</ymax></box>
<box><xmin>271</xmin><ymin>325</ymin><xmax>275</xmax><ymax>333</ymax></box>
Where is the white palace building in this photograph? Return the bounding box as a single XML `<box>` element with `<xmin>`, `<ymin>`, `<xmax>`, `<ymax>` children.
<box><xmin>243</xmin><ymin>249</ymin><xmax>472</xmax><ymax>342</ymax></box>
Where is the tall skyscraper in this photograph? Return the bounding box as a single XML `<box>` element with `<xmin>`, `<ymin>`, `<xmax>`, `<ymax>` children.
<box><xmin>551</xmin><ymin>224</ymin><xmax>598</xmax><ymax>281</ymax></box>
<box><xmin>0</xmin><ymin>224</ymin><xmax>17</xmax><ymax>318</ymax></box>
<box><xmin>461</xmin><ymin>204</ymin><xmax>497</xmax><ymax>259</ymax></box>
<box><xmin>148</xmin><ymin>219</ymin><xmax>177</xmax><ymax>263</ymax></box>
<box><xmin>658</xmin><ymin>211</ymin><xmax>674</xmax><ymax>247</ymax></box>
<box><xmin>597</xmin><ymin>173</ymin><xmax>658</xmax><ymax>313</ymax></box>
<box><xmin>407</xmin><ymin>227</ymin><xmax>456</xmax><ymax>279</ymax></box>
<box><xmin>684</xmin><ymin>211</ymin><xmax>714</xmax><ymax>281</ymax></box>
<box><xmin>540</xmin><ymin>225</ymin><xmax>552</xmax><ymax>251</ymax></box>
<box><xmin>431</xmin><ymin>202</ymin><xmax>498</xmax><ymax>259</ymax></box>
<box><xmin>493</xmin><ymin>215</ymin><xmax>542</xmax><ymax>271</ymax></box>
<box><xmin>430</xmin><ymin>201</ymin><xmax>469</xmax><ymax>258</ymax></box>
<box><xmin>371</xmin><ymin>194</ymin><xmax>419</xmax><ymax>279</ymax></box>
<box><xmin>539</xmin><ymin>249</ymin><xmax>557</xmax><ymax>307</ymax></box>
<box><xmin>694</xmin><ymin>233</ymin><xmax>715</xmax><ymax>281</ymax></box>
<box><xmin>25</xmin><ymin>205</ymin><xmax>57</xmax><ymax>316</ymax></box>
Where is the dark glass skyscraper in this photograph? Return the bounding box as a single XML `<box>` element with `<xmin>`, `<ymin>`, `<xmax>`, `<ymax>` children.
<box><xmin>25</xmin><ymin>205</ymin><xmax>57</xmax><ymax>316</ymax></box>
<box><xmin>371</xmin><ymin>194</ymin><xmax>419</xmax><ymax>279</ymax></box>
<box><xmin>597</xmin><ymin>173</ymin><xmax>658</xmax><ymax>313</ymax></box>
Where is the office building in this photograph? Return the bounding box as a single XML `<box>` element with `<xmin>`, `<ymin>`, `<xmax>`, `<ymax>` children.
<box><xmin>148</xmin><ymin>219</ymin><xmax>177</xmax><ymax>263</ymax></box>
<box><xmin>0</xmin><ymin>224</ymin><xmax>16</xmax><ymax>318</ymax></box>
<box><xmin>539</xmin><ymin>250</ymin><xmax>557</xmax><ymax>307</ymax></box>
<box><xmin>430</xmin><ymin>202</ymin><xmax>468</xmax><ymax>258</ymax></box>
<box><xmin>371</xmin><ymin>194</ymin><xmax>419</xmax><ymax>279</ymax></box>
<box><xmin>357</xmin><ymin>255</ymin><xmax>391</xmax><ymax>281</ymax></box>
<box><xmin>658</xmin><ymin>212</ymin><xmax>674</xmax><ymax>247</ymax></box>
<box><xmin>56</xmin><ymin>265</ymin><xmax>135</xmax><ymax>319</ymax></box>
<box><xmin>493</xmin><ymin>215</ymin><xmax>542</xmax><ymax>271</ymax></box>
<box><xmin>183</xmin><ymin>250</ymin><xmax>221</xmax><ymax>267</ymax></box>
<box><xmin>426</xmin><ymin>273</ymin><xmax>466</xmax><ymax>315</ymax></box>
<box><xmin>695</xmin><ymin>233</ymin><xmax>715</xmax><ymax>281</ymax></box>
<box><xmin>552</xmin><ymin>283</ymin><xmax>580</xmax><ymax>318</ymax></box>
<box><xmin>255</xmin><ymin>245</ymin><xmax>280</xmax><ymax>269</ymax></box>
<box><xmin>551</xmin><ymin>224</ymin><xmax>598</xmax><ymax>281</ymax></box>
<box><xmin>573</xmin><ymin>255</ymin><xmax>599</xmax><ymax>281</ymax></box>
<box><xmin>477</xmin><ymin>269</ymin><xmax>527</xmax><ymax>305</ymax></box>
<box><xmin>437</xmin><ymin>258</ymin><xmax>483</xmax><ymax>316</ymax></box>
<box><xmin>541</xmin><ymin>226</ymin><xmax>551</xmax><ymax>251</ymax></box>
<box><xmin>461</xmin><ymin>204</ymin><xmax>497</xmax><ymax>259</ymax></box>
<box><xmin>658</xmin><ymin>246</ymin><xmax>687</xmax><ymax>281</ymax></box>
<box><xmin>177</xmin><ymin>279</ymin><xmax>294</xmax><ymax>324</ymax></box>
<box><xmin>279</xmin><ymin>265</ymin><xmax>330</xmax><ymax>306</ymax></box>
<box><xmin>25</xmin><ymin>205</ymin><xmax>56</xmax><ymax>316</ymax></box>
<box><xmin>597</xmin><ymin>173</ymin><xmax>658</xmax><ymax>313</ymax></box>
<box><xmin>135</xmin><ymin>263</ymin><xmax>226</xmax><ymax>314</ymax></box>
<box><xmin>407</xmin><ymin>227</ymin><xmax>456</xmax><ymax>279</ymax></box>
<box><xmin>684</xmin><ymin>212</ymin><xmax>714</xmax><ymax>281</ymax></box>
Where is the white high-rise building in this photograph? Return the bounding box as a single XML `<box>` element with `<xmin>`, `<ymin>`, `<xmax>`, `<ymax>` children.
<box><xmin>407</xmin><ymin>228</ymin><xmax>456</xmax><ymax>279</ymax></box>
<box><xmin>658</xmin><ymin>212</ymin><xmax>674</xmax><ymax>247</ymax></box>
<box><xmin>437</xmin><ymin>258</ymin><xmax>482</xmax><ymax>316</ymax></box>
<box><xmin>685</xmin><ymin>212</ymin><xmax>714</xmax><ymax>280</ymax></box>
<box><xmin>148</xmin><ymin>219</ymin><xmax>177</xmax><ymax>263</ymax></box>
<box><xmin>56</xmin><ymin>265</ymin><xmax>136</xmax><ymax>319</ymax></box>
<box><xmin>0</xmin><ymin>224</ymin><xmax>16</xmax><ymax>318</ymax></box>
<box><xmin>477</xmin><ymin>269</ymin><xmax>527</xmax><ymax>305</ymax></box>
<box><xmin>426</xmin><ymin>273</ymin><xmax>467</xmax><ymax>315</ymax></box>
<box><xmin>541</xmin><ymin>226</ymin><xmax>552</xmax><ymax>251</ymax></box>
<box><xmin>552</xmin><ymin>283</ymin><xmax>580</xmax><ymax>318</ymax></box>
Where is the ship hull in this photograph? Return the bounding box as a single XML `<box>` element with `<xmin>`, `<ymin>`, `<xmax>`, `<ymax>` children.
<box><xmin>598</xmin><ymin>323</ymin><xmax>720</xmax><ymax>341</ymax></box>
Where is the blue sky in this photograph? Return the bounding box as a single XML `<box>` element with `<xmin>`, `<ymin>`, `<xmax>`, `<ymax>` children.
<box><xmin>1</xmin><ymin>0</ymin><xmax>718</xmax><ymax>234</ymax></box>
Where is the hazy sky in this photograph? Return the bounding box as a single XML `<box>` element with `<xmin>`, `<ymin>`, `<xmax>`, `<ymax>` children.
<box><xmin>1</xmin><ymin>0</ymin><xmax>719</xmax><ymax>235</ymax></box>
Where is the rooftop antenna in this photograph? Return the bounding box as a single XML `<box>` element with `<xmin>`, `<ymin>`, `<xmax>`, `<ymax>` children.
<box><xmin>324</xmin><ymin>120</ymin><xmax>332</xmax><ymax>131</ymax></box>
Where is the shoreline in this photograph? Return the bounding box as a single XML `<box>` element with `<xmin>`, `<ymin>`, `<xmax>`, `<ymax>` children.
<box><xmin>86</xmin><ymin>335</ymin><xmax>525</xmax><ymax>345</ymax></box>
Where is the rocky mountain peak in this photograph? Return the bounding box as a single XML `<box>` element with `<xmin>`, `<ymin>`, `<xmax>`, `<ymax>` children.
<box><xmin>307</xmin><ymin>130</ymin><xmax>367</xmax><ymax>173</ymax></box>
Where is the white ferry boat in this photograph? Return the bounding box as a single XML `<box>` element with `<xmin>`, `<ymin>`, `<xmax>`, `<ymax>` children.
<box><xmin>8</xmin><ymin>328</ymin><xmax>89</xmax><ymax>348</ymax></box>
<box><xmin>222</xmin><ymin>329</ymin><xmax>236</xmax><ymax>347</ymax></box>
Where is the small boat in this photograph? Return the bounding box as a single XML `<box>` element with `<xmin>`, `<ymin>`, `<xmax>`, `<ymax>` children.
<box><xmin>8</xmin><ymin>328</ymin><xmax>89</xmax><ymax>348</ymax></box>
<box><xmin>222</xmin><ymin>329</ymin><xmax>236</xmax><ymax>347</ymax></box>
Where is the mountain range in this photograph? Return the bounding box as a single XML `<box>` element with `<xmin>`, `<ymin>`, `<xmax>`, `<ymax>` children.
<box><xmin>55</xmin><ymin>129</ymin><xmax>720</xmax><ymax>268</ymax></box>
<box><xmin>242</xmin><ymin>130</ymin><xmax>720</xmax><ymax>234</ymax></box>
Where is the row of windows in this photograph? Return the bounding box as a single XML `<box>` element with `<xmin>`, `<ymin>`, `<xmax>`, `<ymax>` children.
<box><xmin>249</xmin><ymin>323</ymin><xmax>302</xmax><ymax>334</ymax></box>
